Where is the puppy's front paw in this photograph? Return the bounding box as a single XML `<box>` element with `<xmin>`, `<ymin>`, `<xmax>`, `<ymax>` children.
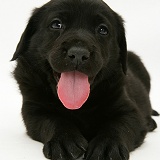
<box><xmin>85</xmin><ymin>135</ymin><xmax>129</xmax><ymax>160</ymax></box>
<box><xmin>43</xmin><ymin>133</ymin><xmax>88</xmax><ymax>160</ymax></box>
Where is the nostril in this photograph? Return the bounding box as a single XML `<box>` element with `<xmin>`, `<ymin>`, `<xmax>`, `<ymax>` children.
<box><xmin>82</xmin><ymin>55</ymin><xmax>89</xmax><ymax>61</ymax></box>
<box><xmin>67</xmin><ymin>46</ymin><xmax>90</xmax><ymax>63</ymax></box>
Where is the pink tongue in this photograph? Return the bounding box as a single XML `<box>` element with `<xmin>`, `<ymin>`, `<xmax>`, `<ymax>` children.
<box><xmin>57</xmin><ymin>71</ymin><xmax>90</xmax><ymax>110</ymax></box>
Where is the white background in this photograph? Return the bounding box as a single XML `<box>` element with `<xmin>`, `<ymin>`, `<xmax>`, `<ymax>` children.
<box><xmin>0</xmin><ymin>0</ymin><xmax>160</xmax><ymax>159</ymax></box>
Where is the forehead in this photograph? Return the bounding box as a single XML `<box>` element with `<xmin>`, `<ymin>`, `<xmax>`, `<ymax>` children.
<box><xmin>44</xmin><ymin>0</ymin><xmax>114</xmax><ymax>21</ymax></box>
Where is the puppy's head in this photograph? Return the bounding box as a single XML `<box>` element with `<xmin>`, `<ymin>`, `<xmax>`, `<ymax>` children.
<box><xmin>12</xmin><ymin>0</ymin><xmax>127</xmax><ymax>109</ymax></box>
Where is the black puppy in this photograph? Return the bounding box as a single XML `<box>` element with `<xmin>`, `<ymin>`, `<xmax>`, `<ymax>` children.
<box><xmin>12</xmin><ymin>0</ymin><xmax>158</xmax><ymax>159</ymax></box>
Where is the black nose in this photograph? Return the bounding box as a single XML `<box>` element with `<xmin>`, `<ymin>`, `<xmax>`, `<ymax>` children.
<box><xmin>67</xmin><ymin>46</ymin><xmax>90</xmax><ymax>65</ymax></box>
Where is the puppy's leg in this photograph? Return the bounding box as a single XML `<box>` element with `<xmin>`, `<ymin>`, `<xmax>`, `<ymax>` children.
<box><xmin>84</xmin><ymin>106</ymin><xmax>147</xmax><ymax>160</ymax></box>
<box><xmin>22</xmin><ymin>102</ymin><xmax>88</xmax><ymax>160</ymax></box>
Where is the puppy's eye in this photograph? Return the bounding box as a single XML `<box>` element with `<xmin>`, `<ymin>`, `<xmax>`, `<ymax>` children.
<box><xmin>50</xmin><ymin>19</ymin><xmax>63</xmax><ymax>30</ymax></box>
<box><xmin>97</xmin><ymin>24</ymin><xmax>109</xmax><ymax>35</ymax></box>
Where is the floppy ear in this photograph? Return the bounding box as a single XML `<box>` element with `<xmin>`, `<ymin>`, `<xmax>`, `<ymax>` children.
<box><xmin>114</xmin><ymin>13</ymin><xmax>128</xmax><ymax>74</ymax></box>
<box><xmin>11</xmin><ymin>8</ymin><xmax>40</xmax><ymax>61</ymax></box>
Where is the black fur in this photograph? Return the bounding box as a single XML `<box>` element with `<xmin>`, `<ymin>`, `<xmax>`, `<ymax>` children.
<box><xmin>12</xmin><ymin>0</ymin><xmax>158</xmax><ymax>159</ymax></box>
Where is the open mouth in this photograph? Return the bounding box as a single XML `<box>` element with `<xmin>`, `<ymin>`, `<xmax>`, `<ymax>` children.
<box><xmin>53</xmin><ymin>71</ymin><xmax>61</xmax><ymax>83</ymax></box>
<box><xmin>53</xmin><ymin>70</ymin><xmax>90</xmax><ymax>110</ymax></box>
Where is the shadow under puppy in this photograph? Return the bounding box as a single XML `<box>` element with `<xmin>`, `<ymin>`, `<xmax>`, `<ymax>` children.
<box><xmin>11</xmin><ymin>0</ymin><xmax>159</xmax><ymax>159</ymax></box>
